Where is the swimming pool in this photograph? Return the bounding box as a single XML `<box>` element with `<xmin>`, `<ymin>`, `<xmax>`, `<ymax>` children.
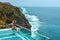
<box><xmin>0</xmin><ymin>25</ymin><xmax>50</xmax><ymax>40</ymax></box>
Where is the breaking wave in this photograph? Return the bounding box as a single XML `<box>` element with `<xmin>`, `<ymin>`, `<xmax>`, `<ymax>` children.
<box><xmin>21</xmin><ymin>7</ymin><xmax>41</xmax><ymax>37</ymax></box>
<box><xmin>21</xmin><ymin>7</ymin><xmax>27</xmax><ymax>14</ymax></box>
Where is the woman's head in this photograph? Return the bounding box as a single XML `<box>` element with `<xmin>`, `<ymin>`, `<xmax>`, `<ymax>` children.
<box><xmin>12</xmin><ymin>20</ymin><xmax>16</xmax><ymax>23</ymax></box>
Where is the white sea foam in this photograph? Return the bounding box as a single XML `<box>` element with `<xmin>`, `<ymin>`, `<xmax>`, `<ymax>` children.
<box><xmin>21</xmin><ymin>7</ymin><xmax>27</xmax><ymax>14</ymax></box>
<box><xmin>30</xmin><ymin>15</ymin><xmax>39</xmax><ymax>21</ymax></box>
<box><xmin>22</xmin><ymin>7</ymin><xmax>41</xmax><ymax>38</ymax></box>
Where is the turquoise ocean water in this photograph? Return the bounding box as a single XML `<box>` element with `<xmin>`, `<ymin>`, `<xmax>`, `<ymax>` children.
<box><xmin>21</xmin><ymin>7</ymin><xmax>60</xmax><ymax>40</ymax></box>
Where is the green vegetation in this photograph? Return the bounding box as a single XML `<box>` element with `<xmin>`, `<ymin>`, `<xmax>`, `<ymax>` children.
<box><xmin>0</xmin><ymin>2</ymin><xmax>31</xmax><ymax>29</ymax></box>
<box><xmin>0</xmin><ymin>25</ymin><xmax>10</xmax><ymax>29</ymax></box>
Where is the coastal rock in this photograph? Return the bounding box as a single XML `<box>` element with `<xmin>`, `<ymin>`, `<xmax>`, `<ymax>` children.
<box><xmin>0</xmin><ymin>2</ymin><xmax>31</xmax><ymax>30</ymax></box>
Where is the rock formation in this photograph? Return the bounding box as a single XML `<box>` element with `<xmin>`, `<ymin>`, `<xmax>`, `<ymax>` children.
<box><xmin>0</xmin><ymin>2</ymin><xmax>31</xmax><ymax>30</ymax></box>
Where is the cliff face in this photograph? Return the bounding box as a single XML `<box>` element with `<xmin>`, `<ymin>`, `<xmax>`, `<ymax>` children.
<box><xmin>0</xmin><ymin>2</ymin><xmax>31</xmax><ymax>30</ymax></box>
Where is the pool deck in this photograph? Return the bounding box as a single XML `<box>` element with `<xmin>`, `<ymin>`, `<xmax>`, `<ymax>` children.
<box><xmin>0</xmin><ymin>28</ymin><xmax>11</xmax><ymax>31</ymax></box>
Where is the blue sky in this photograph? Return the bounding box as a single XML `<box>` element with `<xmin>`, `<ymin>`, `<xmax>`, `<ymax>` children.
<box><xmin>0</xmin><ymin>0</ymin><xmax>60</xmax><ymax>7</ymax></box>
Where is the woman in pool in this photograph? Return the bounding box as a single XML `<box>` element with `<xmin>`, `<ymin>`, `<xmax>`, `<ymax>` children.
<box><xmin>10</xmin><ymin>20</ymin><xmax>19</xmax><ymax>31</ymax></box>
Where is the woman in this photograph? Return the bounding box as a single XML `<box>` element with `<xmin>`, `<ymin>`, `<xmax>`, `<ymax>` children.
<box><xmin>10</xmin><ymin>20</ymin><xmax>19</xmax><ymax>31</ymax></box>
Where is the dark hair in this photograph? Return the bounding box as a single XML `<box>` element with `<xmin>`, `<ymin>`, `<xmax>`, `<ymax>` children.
<box><xmin>9</xmin><ymin>20</ymin><xmax>12</xmax><ymax>23</ymax></box>
<box><xmin>6</xmin><ymin>20</ymin><xmax>12</xmax><ymax>24</ymax></box>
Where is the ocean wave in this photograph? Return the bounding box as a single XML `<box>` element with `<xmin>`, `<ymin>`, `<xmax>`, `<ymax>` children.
<box><xmin>22</xmin><ymin>8</ymin><xmax>41</xmax><ymax>31</ymax></box>
<box><xmin>22</xmin><ymin>7</ymin><xmax>42</xmax><ymax>37</ymax></box>
<box><xmin>21</xmin><ymin>7</ymin><xmax>27</xmax><ymax>14</ymax></box>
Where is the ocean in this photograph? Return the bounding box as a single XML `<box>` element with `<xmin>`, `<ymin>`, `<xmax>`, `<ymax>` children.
<box><xmin>21</xmin><ymin>7</ymin><xmax>60</xmax><ymax>40</ymax></box>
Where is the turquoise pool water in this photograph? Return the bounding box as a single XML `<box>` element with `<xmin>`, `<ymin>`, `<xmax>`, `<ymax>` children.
<box><xmin>0</xmin><ymin>29</ymin><xmax>22</xmax><ymax>40</ymax></box>
<box><xmin>0</xmin><ymin>28</ymin><xmax>33</xmax><ymax>40</ymax></box>
<box><xmin>0</xmin><ymin>26</ymin><xmax>50</xmax><ymax>40</ymax></box>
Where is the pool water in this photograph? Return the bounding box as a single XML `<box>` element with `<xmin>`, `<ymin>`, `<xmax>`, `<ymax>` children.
<box><xmin>0</xmin><ymin>27</ymin><xmax>50</xmax><ymax>40</ymax></box>
<box><xmin>0</xmin><ymin>28</ymin><xmax>34</xmax><ymax>40</ymax></box>
<box><xmin>1</xmin><ymin>35</ymin><xmax>22</xmax><ymax>40</ymax></box>
<box><xmin>0</xmin><ymin>29</ymin><xmax>21</xmax><ymax>40</ymax></box>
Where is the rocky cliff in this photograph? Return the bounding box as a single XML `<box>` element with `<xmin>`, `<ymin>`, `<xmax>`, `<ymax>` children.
<box><xmin>0</xmin><ymin>2</ymin><xmax>31</xmax><ymax>30</ymax></box>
